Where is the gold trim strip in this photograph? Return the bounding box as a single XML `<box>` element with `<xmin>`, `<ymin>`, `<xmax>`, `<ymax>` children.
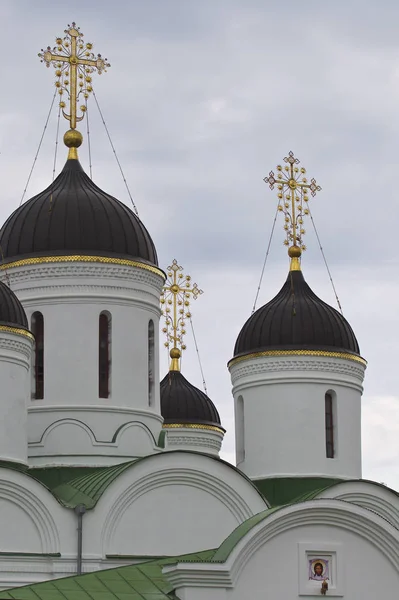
<box><xmin>228</xmin><ymin>349</ymin><xmax>367</xmax><ymax>368</ymax></box>
<box><xmin>0</xmin><ymin>255</ymin><xmax>165</xmax><ymax>278</ymax></box>
<box><xmin>0</xmin><ymin>325</ymin><xmax>33</xmax><ymax>341</ymax></box>
<box><xmin>162</xmin><ymin>423</ymin><xmax>225</xmax><ymax>434</ymax></box>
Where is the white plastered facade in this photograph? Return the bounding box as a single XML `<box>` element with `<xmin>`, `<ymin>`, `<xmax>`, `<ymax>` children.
<box><xmin>0</xmin><ymin>250</ymin><xmax>396</xmax><ymax>600</ymax></box>
<box><xmin>0</xmin><ymin>451</ymin><xmax>267</xmax><ymax>589</ymax></box>
<box><xmin>5</xmin><ymin>259</ymin><xmax>165</xmax><ymax>466</ymax></box>
<box><xmin>0</xmin><ymin>329</ymin><xmax>33</xmax><ymax>465</ymax></box>
<box><xmin>164</xmin><ymin>498</ymin><xmax>399</xmax><ymax>599</ymax></box>
<box><xmin>229</xmin><ymin>353</ymin><xmax>366</xmax><ymax>480</ymax></box>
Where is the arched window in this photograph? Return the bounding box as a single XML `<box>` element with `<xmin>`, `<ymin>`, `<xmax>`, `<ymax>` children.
<box><xmin>325</xmin><ymin>392</ymin><xmax>335</xmax><ymax>458</ymax></box>
<box><xmin>99</xmin><ymin>312</ymin><xmax>111</xmax><ymax>398</ymax></box>
<box><xmin>236</xmin><ymin>395</ymin><xmax>245</xmax><ymax>465</ymax></box>
<box><xmin>148</xmin><ymin>320</ymin><xmax>155</xmax><ymax>406</ymax></box>
<box><xmin>31</xmin><ymin>312</ymin><xmax>44</xmax><ymax>400</ymax></box>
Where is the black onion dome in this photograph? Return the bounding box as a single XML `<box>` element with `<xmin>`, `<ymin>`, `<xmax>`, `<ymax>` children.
<box><xmin>0</xmin><ymin>159</ymin><xmax>158</xmax><ymax>265</ymax></box>
<box><xmin>161</xmin><ymin>371</ymin><xmax>224</xmax><ymax>430</ymax></box>
<box><xmin>0</xmin><ymin>281</ymin><xmax>28</xmax><ymax>329</ymax></box>
<box><xmin>234</xmin><ymin>270</ymin><xmax>359</xmax><ymax>358</ymax></box>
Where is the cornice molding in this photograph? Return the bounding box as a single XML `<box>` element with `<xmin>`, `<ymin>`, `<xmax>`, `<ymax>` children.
<box><xmin>0</xmin><ymin>334</ymin><xmax>32</xmax><ymax>362</ymax></box>
<box><xmin>163</xmin><ymin>423</ymin><xmax>225</xmax><ymax>434</ymax></box>
<box><xmin>1</xmin><ymin>255</ymin><xmax>165</xmax><ymax>278</ymax></box>
<box><xmin>1</xmin><ymin>260</ymin><xmax>165</xmax><ymax>292</ymax></box>
<box><xmin>0</xmin><ymin>326</ymin><xmax>33</xmax><ymax>341</ymax></box>
<box><xmin>166</xmin><ymin>434</ymin><xmax>222</xmax><ymax>452</ymax></box>
<box><xmin>229</xmin><ymin>349</ymin><xmax>366</xmax><ymax>369</ymax></box>
<box><xmin>230</xmin><ymin>355</ymin><xmax>365</xmax><ymax>385</ymax></box>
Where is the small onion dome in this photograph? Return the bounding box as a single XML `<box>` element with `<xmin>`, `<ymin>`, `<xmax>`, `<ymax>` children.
<box><xmin>0</xmin><ymin>159</ymin><xmax>158</xmax><ymax>266</ymax></box>
<box><xmin>234</xmin><ymin>270</ymin><xmax>359</xmax><ymax>358</ymax></box>
<box><xmin>161</xmin><ymin>370</ymin><xmax>224</xmax><ymax>430</ymax></box>
<box><xmin>0</xmin><ymin>280</ymin><xmax>28</xmax><ymax>329</ymax></box>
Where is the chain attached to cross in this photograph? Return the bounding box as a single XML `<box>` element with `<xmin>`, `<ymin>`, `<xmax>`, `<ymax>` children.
<box><xmin>39</xmin><ymin>22</ymin><xmax>110</xmax><ymax>151</ymax></box>
<box><xmin>160</xmin><ymin>259</ymin><xmax>203</xmax><ymax>371</ymax></box>
<box><xmin>264</xmin><ymin>151</ymin><xmax>321</xmax><ymax>270</ymax></box>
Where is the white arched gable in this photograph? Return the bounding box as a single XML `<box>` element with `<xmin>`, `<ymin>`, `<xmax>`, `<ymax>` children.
<box><xmin>0</xmin><ymin>468</ymin><xmax>75</xmax><ymax>555</ymax></box>
<box><xmin>316</xmin><ymin>480</ymin><xmax>399</xmax><ymax>529</ymax></box>
<box><xmin>223</xmin><ymin>500</ymin><xmax>399</xmax><ymax>583</ymax></box>
<box><xmin>164</xmin><ymin>499</ymin><xmax>399</xmax><ymax>599</ymax></box>
<box><xmin>84</xmin><ymin>451</ymin><xmax>267</xmax><ymax>558</ymax></box>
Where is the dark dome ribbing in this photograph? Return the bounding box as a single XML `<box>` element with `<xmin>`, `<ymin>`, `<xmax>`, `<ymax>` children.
<box><xmin>161</xmin><ymin>371</ymin><xmax>223</xmax><ymax>429</ymax></box>
<box><xmin>0</xmin><ymin>281</ymin><xmax>28</xmax><ymax>329</ymax></box>
<box><xmin>0</xmin><ymin>159</ymin><xmax>158</xmax><ymax>265</ymax></box>
<box><xmin>234</xmin><ymin>270</ymin><xmax>359</xmax><ymax>357</ymax></box>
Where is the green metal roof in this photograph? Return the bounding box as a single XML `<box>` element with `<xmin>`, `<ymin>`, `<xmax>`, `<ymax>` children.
<box><xmin>253</xmin><ymin>477</ymin><xmax>343</xmax><ymax>506</ymax></box>
<box><xmin>28</xmin><ymin>451</ymin><xmax>267</xmax><ymax>510</ymax></box>
<box><xmin>29</xmin><ymin>462</ymin><xmax>139</xmax><ymax>509</ymax></box>
<box><xmin>0</xmin><ymin>550</ymin><xmax>216</xmax><ymax>600</ymax></box>
<box><xmin>211</xmin><ymin>507</ymin><xmax>283</xmax><ymax>562</ymax></box>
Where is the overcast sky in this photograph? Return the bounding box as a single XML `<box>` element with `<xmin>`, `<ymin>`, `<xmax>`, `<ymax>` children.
<box><xmin>1</xmin><ymin>0</ymin><xmax>398</xmax><ymax>490</ymax></box>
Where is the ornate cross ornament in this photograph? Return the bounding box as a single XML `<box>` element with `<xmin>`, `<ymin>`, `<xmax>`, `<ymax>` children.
<box><xmin>39</xmin><ymin>22</ymin><xmax>110</xmax><ymax>155</ymax></box>
<box><xmin>160</xmin><ymin>260</ymin><xmax>203</xmax><ymax>371</ymax></box>
<box><xmin>264</xmin><ymin>151</ymin><xmax>321</xmax><ymax>270</ymax></box>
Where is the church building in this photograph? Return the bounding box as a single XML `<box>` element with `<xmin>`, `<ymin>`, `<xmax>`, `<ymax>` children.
<box><xmin>0</xmin><ymin>22</ymin><xmax>397</xmax><ymax>600</ymax></box>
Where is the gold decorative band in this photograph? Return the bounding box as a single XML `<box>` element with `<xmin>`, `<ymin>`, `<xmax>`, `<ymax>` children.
<box><xmin>228</xmin><ymin>349</ymin><xmax>367</xmax><ymax>368</ymax></box>
<box><xmin>0</xmin><ymin>255</ymin><xmax>165</xmax><ymax>279</ymax></box>
<box><xmin>0</xmin><ymin>325</ymin><xmax>34</xmax><ymax>341</ymax></box>
<box><xmin>162</xmin><ymin>423</ymin><xmax>225</xmax><ymax>434</ymax></box>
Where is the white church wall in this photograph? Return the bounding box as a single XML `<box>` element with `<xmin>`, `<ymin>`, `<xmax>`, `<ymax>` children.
<box><xmin>317</xmin><ymin>480</ymin><xmax>399</xmax><ymax>529</ymax></box>
<box><xmin>164</xmin><ymin>426</ymin><xmax>224</xmax><ymax>455</ymax></box>
<box><xmin>0</xmin><ymin>332</ymin><xmax>32</xmax><ymax>465</ymax></box>
<box><xmin>165</xmin><ymin>500</ymin><xmax>399</xmax><ymax>599</ymax></box>
<box><xmin>5</xmin><ymin>260</ymin><xmax>165</xmax><ymax>466</ymax></box>
<box><xmin>83</xmin><ymin>451</ymin><xmax>267</xmax><ymax>559</ymax></box>
<box><xmin>230</xmin><ymin>354</ymin><xmax>365</xmax><ymax>480</ymax></box>
<box><xmin>0</xmin><ymin>468</ymin><xmax>75</xmax><ymax>555</ymax></box>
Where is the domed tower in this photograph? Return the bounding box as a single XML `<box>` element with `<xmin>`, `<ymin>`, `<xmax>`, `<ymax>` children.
<box><xmin>0</xmin><ymin>24</ymin><xmax>165</xmax><ymax>467</ymax></box>
<box><xmin>160</xmin><ymin>260</ymin><xmax>225</xmax><ymax>455</ymax></box>
<box><xmin>228</xmin><ymin>152</ymin><xmax>366</xmax><ymax>482</ymax></box>
<box><xmin>0</xmin><ymin>281</ymin><xmax>33</xmax><ymax>465</ymax></box>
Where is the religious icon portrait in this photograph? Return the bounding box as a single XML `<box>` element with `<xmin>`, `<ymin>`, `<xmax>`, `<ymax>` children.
<box><xmin>308</xmin><ymin>557</ymin><xmax>329</xmax><ymax>581</ymax></box>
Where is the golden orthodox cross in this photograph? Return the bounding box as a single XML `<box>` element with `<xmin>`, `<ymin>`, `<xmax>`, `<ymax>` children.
<box><xmin>160</xmin><ymin>260</ymin><xmax>203</xmax><ymax>371</ymax></box>
<box><xmin>264</xmin><ymin>151</ymin><xmax>321</xmax><ymax>270</ymax></box>
<box><xmin>39</xmin><ymin>22</ymin><xmax>110</xmax><ymax>132</ymax></box>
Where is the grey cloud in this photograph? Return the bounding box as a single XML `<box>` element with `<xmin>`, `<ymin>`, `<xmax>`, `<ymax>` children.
<box><xmin>1</xmin><ymin>0</ymin><xmax>398</xmax><ymax>490</ymax></box>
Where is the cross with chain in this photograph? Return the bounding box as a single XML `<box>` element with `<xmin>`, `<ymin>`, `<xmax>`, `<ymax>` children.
<box><xmin>39</xmin><ymin>22</ymin><xmax>110</xmax><ymax>132</ymax></box>
<box><xmin>160</xmin><ymin>259</ymin><xmax>203</xmax><ymax>371</ymax></box>
<box><xmin>264</xmin><ymin>151</ymin><xmax>321</xmax><ymax>267</ymax></box>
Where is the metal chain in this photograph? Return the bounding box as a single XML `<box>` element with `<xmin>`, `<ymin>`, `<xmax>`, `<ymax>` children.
<box><xmin>19</xmin><ymin>90</ymin><xmax>57</xmax><ymax>206</ymax></box>
<box><xmin>189</xmin><ymin>316</ymin><xmax>208</xmax><ymax>395</ymax></box>
<box><xmin>51</xmin><ymin>100</ymin><xmax>62</xmax><ymax>183</ymax></box>
<box><xmin>48</xmin><ymin>100</ymin><xmax>62</xmax><ymax>213</ymax></box>
<box><xmin>251</xmin><ymin>200</ymin><xmax>280</xmax><ymax>314</ymax></box>
<box><xmin>92</xmin><ymin>90</ymin><xmax>139</xmax><ymax>217</ymax></box>
<box><xmin>85</xmin><ymin>96</ymin><xmax>93</xmax><ymax>179</ymax></box>
<box><xmin>308</xmin><ymin>206</ymin><xmax>343</xmax><ymax>314</ymax></box>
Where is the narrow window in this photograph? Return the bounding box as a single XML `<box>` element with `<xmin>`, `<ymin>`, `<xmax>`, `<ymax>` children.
<box><xmin>325</xmin><ymin>392</ymin><xmax>335</xmax><ymax>458</ymax></box>
<box><xmin>148</xmin><ymin>320</ymin><xmax>155</xmax><ymax>406</ymax></box>
<box><xmin>236</xmin><ymin>395</ymin><xmax>245</xmax><ymax>465</ymax></box>
<box><xmin>99</xmin><ymin>312</ymin><xmax>111</xmax><ymax>398</ymax></box>
<box><xmin>31</xmin><ymin>312</ymin><xmax>44</xmax><ymax>399</ymax></box>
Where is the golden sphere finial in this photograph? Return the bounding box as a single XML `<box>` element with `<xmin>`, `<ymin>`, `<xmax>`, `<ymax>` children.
<box><xmin>288</xmin><ymin>245</ymin><xmax>302</xmax><ymax>258</ymax></box>
<box><xmin>170</xmin><ymin>347</ymin><xmax>181</xmax><ymax>360</ymax></box>
<box><xmin>63</xmin><ymin>129</ymin><xmax>83</xmax><ymax>148</ymax></box>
